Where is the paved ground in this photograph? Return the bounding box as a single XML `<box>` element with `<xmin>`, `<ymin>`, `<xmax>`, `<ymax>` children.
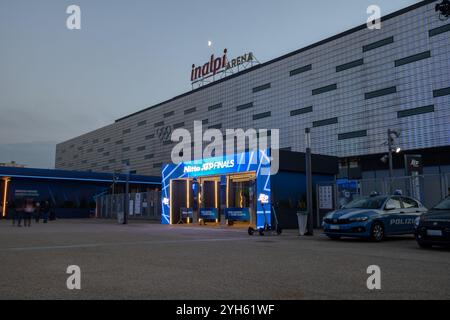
<box><xmin>0</xmin><ymin>219</ymin><xmax>449</xmax><ymax>300</ymax></box>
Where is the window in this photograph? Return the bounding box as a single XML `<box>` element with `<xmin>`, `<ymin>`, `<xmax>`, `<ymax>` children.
<box><xmin>137</xmin><ymin>120</ymin><xmax>147</xmax><ymax>127</ymax></box>
<box><xmin>154</xmin><ymin>121</ymin><xmax>165</xmax><ymax>128</ymax></box>
<box><xmin>173</xmin><ymin>122</ymin><xmax>185</xmax><ymax>129</ymax></box>
<box><xmin>363</xmin><ymin>36</ymin><xmax>394</xmax><ymax>52</ymax></box>
<box><xmin>290</xmin><ymin>64</ymin><xmax>312</xmax><ymax>77</ymax></box>
<box><xmin>202</xmin><ymin>119</ymin><xmax>209</xmax><ymax>125</ymax></box>
<box><xmin>395</xmin><ymin>51</ymin><xmax>431</xmax><ymax>67</ymax></box>
<box><xmin>153</xmin><ymin>163</ymin><xmax>162</xmax><ymax>169</ymax></box>
<box><xmin>81</xmin><ymin>160</ymin><xmax>87</xmax><ymax>164</ymax></box>
<box><xmin>163</xmin><ymin>140</ymin><xmax>173</xmax><ymax>146</ymax></box>
<box><xmin>429</xmin><ymin>23</ymin><xmax>450</xmax><ymax>37</ymax></box>
<box><xmin>338</xmin><ymin>130</ymin><xmax>367</xmax><ymax>140</ymax></box>
<box><xmin>236</xmin><ymin>102</ymin><xmax>253</xmax><ymax>111</ymax></box>
<box><xmin>313</xmin><ymin>117</ymin><xmax>338</xmax><ymax>127</ymax></box>
<box><xmin>385</xmin><ymin>197</ymin><xmax>402</xmax><ymax>210</ymax></box>
<box><xmin>137</xmin><ymin>146</ymin><xmax>146</xmax><ymax>152</ymax></box>
<box><xmin>280</xmin><ymin>147</ymin><xmax>292</xmax><ymax>152</ymax></box>
<box><xmin>122</xmin><ymin>159</ymin><xmax>130</xmax><ymax>165</ymax></box>
<box><xmin>102</xmin><ymin>166</ymin><xmax>110</xmax><ymax>171</ymax></box>
<box><xmin>336</xmin><ymin>59</ymin><xmax>364</xmax><ymax>72</ymax></box>
<box><xmin>208</xmin><ymin>103</ymin><xmax>222</xmax><ymax>111</ymax></box>
<box><xmin>83</xmin><ymin>140</ymin><xmax>88</xmax><ymax>145</ymax></box>
<box><xmin>252</xmin><ymin>83</ymin><xmax>271</xmax><ymax>93</ymax></box>
<box><xmin>92</xmin><ymin>139</ymin><xmax>99</xmax><ymax>144</ymax></box>
<box><xmin>103</xmin><ymin>138</ymin><xmax>111</xmax><ymax>143</ymax></box>
<box><xmin>146</xmin><ymin>134</ymin><xmax>155</xmax><ymax>140</ymax></box>
<box><xmin>290</xmin><ymin>106</ymin><xmax>313</xmax><ymax>116</ymax></box>
<box><xmin>402</xmin><ymin>197</ymin><xmax>419</xmax><ymax>209</ymax></box>
<box><xmin>253</xmin><ymin>112</ymin><xmax>271</xmax><ymax>120</ymax></box>
<box><xmin>115</xmin><ymin>140</ymin><xmax>123</xmax><ymax>145</ymax></box>
<box><xmin>123</xmin><ymin>129</ymin><xmax>131</xmax><ymax>134</ymax></box>
<box><xmin>312</xmin><ymin>84</ymin><xmax>337</xmax><ymax>96</ymax></box>
<box><xmin>97</xmin><ymin>148</ymin><xmax>104</xmax><ymax>153</ymax></box>
<box><xmin>184</xmin><ymin>107</ymin><xmax>196</xmax><ymax>115</ymax></box>
<box><xmin>433</xmin><ymin>87</ymin><xmax>450</xmax><ymax>98</ymax></box>
<box><xmin>122</xmin><ymin>147</ymin><xmax>130</xmax><ymax>152</ymax></box>
<box><xmin>108</xmin><ymin>159</ymin><xmax>116</xmax><ymax>164</ymax></box>
<box><xmin>145</xmin><ymin>154</ymin><xmax>154</xmax><ymax>160</ymax></box>
<box><xmin>87</xmin><ymin>148</ymin><xmax>93</xmax><ymax>153</ymax></box>
<box><xmin>164</xmin><ymin>111</ymin><xmax>174</xmax><ymax>118</ymax></box>
<box><xmin>365</xmin><ymin>86</ymin><xmax>396</xmax><ymax>100</ymax></box>
<box><xmin>398</xmin><ymin>105</ymin><xmax>434</xmax><ymax>118</ymax></box>
<box><xmin>103</xmin><ymin>152</ymin><xmax>110</xmax><ymax>157</ymax></box>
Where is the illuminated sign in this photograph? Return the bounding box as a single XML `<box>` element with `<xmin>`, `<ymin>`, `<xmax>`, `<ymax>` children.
<box><xmin>258</xmin><ymin>193</ymin><xmax>269</xmax><ymax>204</ymax></box>
<box><xmin>183</xmin><ymin>159</ymin><xmax>235</xmax><ymax>174</ymax></box>
<box><xmin>191</xmin><ymin>49</ymin><xmax>255</xmax><ymax>85</ymax></box>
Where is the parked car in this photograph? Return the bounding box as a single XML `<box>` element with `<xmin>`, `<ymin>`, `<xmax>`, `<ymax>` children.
<box><xmin>415</xmin><ymin>197</ymin><xmax>450</xmax><ymax>248</ymax></box>
<box><xmin>323</xmin><ymin>195</ymin><xmax>427</xmax><ymax>242</ymax></box>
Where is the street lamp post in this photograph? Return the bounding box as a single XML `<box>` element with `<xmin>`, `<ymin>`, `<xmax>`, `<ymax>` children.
<box><xmin>124</xmin><ymin>163</ymin><xmax>130</xmax><ymax>225</ymax></box>
<box><xmin>388</xmin><ymin>129</ymin><xmax>394</xmax><ymax>179</ymax></box>
<box><xmin>305</xmin><ymin>128</ymin><xmax>314</xmax><ymax>236</ymax></box>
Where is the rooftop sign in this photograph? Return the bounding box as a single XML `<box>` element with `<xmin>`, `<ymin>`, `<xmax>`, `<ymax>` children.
<box><xmin>190</xmin><ymin>49</ymin><xmax>258</xmax><ymax>89</ymax></box>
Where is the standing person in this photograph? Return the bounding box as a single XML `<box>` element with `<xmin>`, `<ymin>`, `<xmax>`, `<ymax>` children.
<box><xmin>23</xmin><ymin>198</ymin><xmax>34</xmax><ymax>227</ymax></box>
<box><xmin>15</xmin><ymin>197</ymin><xmax>24</xmax><ymax>227</ymax></box>
<box><xmin>42</xmin><ymin>200</ymin><xmax>50</xmax><ymax>223</ymax></box>
<box><xmin>34</xmin><ymin>201</ymin><xmax>41</xmax><ymax>223</ymax></box>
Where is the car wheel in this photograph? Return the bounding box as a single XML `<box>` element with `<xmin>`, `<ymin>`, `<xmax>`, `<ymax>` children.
<box><xmin>417</xmin><ymin>240</ymin><xmax>432</xmax><ymax>249</ymax></box>
<box><xmin>327</xmin><ymin>235</ymin><xmax>341</xmax><ymax>240</ymax></box>
<box><xmin>370</xmin><ymin>222</ymin><xmax>385</xmax><ymax>242</ymax></box>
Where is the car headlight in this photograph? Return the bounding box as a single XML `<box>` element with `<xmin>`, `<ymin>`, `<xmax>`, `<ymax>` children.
<box><xmin>349</xmin><ymin>216</ymin><xmax>369</xmax><ymax>222</ymax></box>
<box><xmin>415</xmin><ymin>217</ymin><xmax>421</xmax><ymax>227</ymax></box>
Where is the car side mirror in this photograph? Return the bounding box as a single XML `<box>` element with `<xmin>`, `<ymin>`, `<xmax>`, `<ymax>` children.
<box><xmin>385</xmin><ymin>204</ymin><xmax>396</xmax><ymax>211</ymax></box>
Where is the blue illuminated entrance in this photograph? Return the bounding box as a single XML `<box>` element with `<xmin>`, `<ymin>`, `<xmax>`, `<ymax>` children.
<box><xmin>161</xmin><ymin>150</ymin><xmax>272</xmax><ymax>229</ymax></box>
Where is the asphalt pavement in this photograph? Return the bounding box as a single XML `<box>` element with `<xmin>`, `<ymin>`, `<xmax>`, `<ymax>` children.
<box><xmin>0</xmin><ymin>219</ymin><xmax>449</xmax><ymax>300</ymax></box>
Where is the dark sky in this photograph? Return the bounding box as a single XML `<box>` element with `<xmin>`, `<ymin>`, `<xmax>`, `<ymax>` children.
<box><xmin>0</xmin><ymin>0</ymin><xmax>418</xmax><ymax>168</ymax></box>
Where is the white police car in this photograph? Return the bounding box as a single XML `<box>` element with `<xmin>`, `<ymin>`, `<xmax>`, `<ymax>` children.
<box><xmin>323</xmin><ymin>195</ymin><xmax>427</xmax><ymax>242</ymax></box>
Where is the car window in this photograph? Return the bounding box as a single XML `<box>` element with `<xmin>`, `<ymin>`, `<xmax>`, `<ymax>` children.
<box><xmin>343</xmin><ymin>197</ymin><xmax>387</xmax><ymax>210</ymax></box>
<box><xmin>434</xmin><ymin>197</ymin><xmax>450</xmax><ymax>210</ymax></box>
<box><xmin>402</xmin><ymin>197</ymin><xmax>419</xmax><ymax>208</ymax></box>
<box><xmin>385</xmin><ymin>197</ymin><xmax>402</xmax><ymax>210</ymax></box>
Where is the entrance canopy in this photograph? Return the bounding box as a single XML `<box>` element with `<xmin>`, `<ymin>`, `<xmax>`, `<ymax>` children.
<box><xmin>161</xmin><ymin>150</ymin><xmax>272</xmax><ymax>228</ymax></box>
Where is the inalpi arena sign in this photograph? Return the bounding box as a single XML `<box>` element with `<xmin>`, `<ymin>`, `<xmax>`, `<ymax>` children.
<box><xmin>190</xmin><ymin>49</ymin><xmax>254</xmax><ymax>83</ymax></box>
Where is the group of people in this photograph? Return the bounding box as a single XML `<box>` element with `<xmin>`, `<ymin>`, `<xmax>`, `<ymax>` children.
<box><xmin>12</xmin><ymin>198</ymin><xmax>52</xmax><ymax>227</ymax></box>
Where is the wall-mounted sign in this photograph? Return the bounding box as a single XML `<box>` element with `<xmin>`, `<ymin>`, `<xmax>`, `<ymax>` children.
<box><xmin>191</xmin><ymin>49</ymin><xmax>257</xmax><ymax>88</ymax></box>
<box><xmin>405</xmin><ymin>154</ymin><xmax>423</xmax><ymax>175</ymax></box>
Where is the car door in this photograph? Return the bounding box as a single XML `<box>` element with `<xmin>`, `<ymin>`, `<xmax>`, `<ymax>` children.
<box><xmin>399</xmin><ymin>197</ymin><xmax>424</xmax><ymax>233</ymax></box>
<box><xmin>384</xmin><ymin>196</ymin><xmax>404</xmax><ymax>235</ymax></box>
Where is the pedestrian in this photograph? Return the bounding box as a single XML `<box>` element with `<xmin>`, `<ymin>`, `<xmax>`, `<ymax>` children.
<box><xmin>34</xmin><ymin>201</ymin><xmax>41</xmax><ymax>223</ymax></box>
<box><xmin>15</xmin><ymin>197</ymin><xmax>24</xmax><ymax>227</ymax></box>
<box><xmin>23</xmin><ymin>198</ymin><xmax>34</xmax><ymax>227</ymax></box>
<box><xmin>42</xmin><ymin>200</ymin><xmax>50</xmax><ymax>223</ymax></box>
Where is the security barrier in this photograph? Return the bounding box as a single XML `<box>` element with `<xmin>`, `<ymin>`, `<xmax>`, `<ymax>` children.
<box><xmin>95</xmin><ymin>190</ymin><xmax>161</xmax><ymax>221</ymax></box>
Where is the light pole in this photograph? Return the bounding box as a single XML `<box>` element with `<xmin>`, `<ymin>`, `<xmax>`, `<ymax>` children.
<box><xmin>386</xmin><ymin>129</ymin><xmax>401</xmax><ymax>194</ymax></box>
<box><xmin>305</xmin><ymin>128</ymin><xmax>314</xmax><ymax>236</ymax></box>
<box><xmin>123</xmin><ymin>162</ymin><xmax>130</xmax><ymax>225</ymax></box>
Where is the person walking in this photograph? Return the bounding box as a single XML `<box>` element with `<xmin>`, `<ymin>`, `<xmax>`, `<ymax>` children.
<box><xmin>23</xmin><ymin>198</ymin><xmax>34</xmax><ymax>227</ymax></box>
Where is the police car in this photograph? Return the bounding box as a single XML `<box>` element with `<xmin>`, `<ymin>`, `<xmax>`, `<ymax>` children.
<box><xmin>323</xmin><ymin>195</ymin><xmax>427</xmax><ymax>242</ymax></box>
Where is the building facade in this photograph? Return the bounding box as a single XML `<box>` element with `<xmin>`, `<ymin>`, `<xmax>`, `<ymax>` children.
<box><xmin>56</xmin><ymin>0</ymin><xmax>450</xmax><ymax>178</ymax></box>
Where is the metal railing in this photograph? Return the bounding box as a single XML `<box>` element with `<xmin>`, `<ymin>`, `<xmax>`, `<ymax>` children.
<box><xmin>95</xmin><ymin>190</ymin><xmax>161</xmax><ymax>221</ymax></box>
<box><xmin>315</xmin><ymin>173</ymin><xmax>450</xmax><ymax>226</ymax></box>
